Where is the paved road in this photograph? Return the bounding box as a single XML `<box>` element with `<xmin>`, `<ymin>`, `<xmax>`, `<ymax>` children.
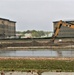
<box><xmin>1</xmin><ymin>72</ymin><xmax>74</xmax><ymax>75</ymax></box>
<box><xmin>42</xmin><ymin>72</ymin><xmax>74</xmax><ymax>75</ymax></box>
<box><xmin>1</xmin><ymin>71</ymin><xmax>38</xmax><ymax>75</ymax></box>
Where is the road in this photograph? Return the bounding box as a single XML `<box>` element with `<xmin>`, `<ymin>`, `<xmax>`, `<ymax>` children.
<box><xmin>1</xmin><ymin>71</ymin><xmax>74</xmax><ymax>75</ymax></box>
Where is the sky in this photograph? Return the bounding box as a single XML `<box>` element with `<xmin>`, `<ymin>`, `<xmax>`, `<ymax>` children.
<box><xmin>0</xmin><ymin>0</ymin><xmax>74</xmax><ymax>32</ymax></box>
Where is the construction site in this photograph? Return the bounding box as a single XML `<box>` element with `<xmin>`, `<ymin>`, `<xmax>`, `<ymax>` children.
<box><xmin>0</xmin><ymin>20</ymin><xmax>74</xmax><ymax>50</ymax></box>
<box><xmin>0</xmin><ymin>19</ymin><xmax>74</xmax><ymax>75</ymax></box>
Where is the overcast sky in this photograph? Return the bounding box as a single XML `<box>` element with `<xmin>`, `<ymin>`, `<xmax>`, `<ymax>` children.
<box><xmin>0</xmin><ymin>0</ymin><xmax>74</xmax><ymax>31</ymax></box>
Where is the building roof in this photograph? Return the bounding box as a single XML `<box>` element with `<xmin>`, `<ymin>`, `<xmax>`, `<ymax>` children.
<box><xmin>0</xmin><ymin>18</ymin><xmax>16</xmax><ymax>23</ymax></box>
<box><xmin>53</xmin><ymin>20</ymin><xmax>74</xmax><ymax>23</ymax></box>
<box><xmin>53</xmin><ymin>20</ymin><xmax>74</xmax><ymax>25</ymax></box>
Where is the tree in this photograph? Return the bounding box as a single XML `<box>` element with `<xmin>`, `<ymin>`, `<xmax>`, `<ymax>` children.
<box><xmin>16</xmin><ymin>30</ymin><xmax>50</xmax><ymax>38</ymax></box>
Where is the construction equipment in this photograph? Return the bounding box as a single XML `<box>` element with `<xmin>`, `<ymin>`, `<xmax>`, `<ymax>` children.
<box><xmin>51</xmin><ymin>20</ymin><xmax>74</xmax><ymax>42</ymax></box>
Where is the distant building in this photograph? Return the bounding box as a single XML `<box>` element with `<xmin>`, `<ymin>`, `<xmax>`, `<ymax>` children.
<box><xmin>24</xmin><ymin>33</ymin><xmax>32</xmax><ymax>38</ymax></box>
<box><xmin>0</xmin><ymin>18</ymin><xmax>16</xmax><ymax>39</ymax></box>
<box><xmin>53</xmin><ymin>20</ymin><xmax>74</xmax><ymax>38</ymax></box>
<box><xmin>16</xmin><ymin>33</ymin><xmax>22</xmax><ymax>38</ymax></box>
<box><xmin>41</xmin><ymin>32</ymin><xmax>53</xmax><ymax>38</ymax></box>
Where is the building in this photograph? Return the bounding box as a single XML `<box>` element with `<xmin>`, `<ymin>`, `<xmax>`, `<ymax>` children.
<box><xmin>53</xmin><ymin>20</ymin><xmax>74</xmax><ymax>38</ymax></box>
<box><xmin>0</xmin><ymin>18</ymin><xmax>16</xmax><ymax>39</ymax></box>
<box><xmin>24</xmin><ymin>33</ymin><xmax>32</xmax><ymax>38</ymax></box>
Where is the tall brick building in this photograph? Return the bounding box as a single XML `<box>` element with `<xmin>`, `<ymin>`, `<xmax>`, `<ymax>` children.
<box><xmin>0</xmin><ymin>18</ymin><xmax>16</xmax><ymax>39</ymax></box>
<box><xmin>53</xmin><ymin>20</ymin><xmax>74</xmax><ymax>38</ymax></box>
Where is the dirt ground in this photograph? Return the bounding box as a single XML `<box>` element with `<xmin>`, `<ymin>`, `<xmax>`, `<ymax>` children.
<box><xmin>0</xmin><ymin>57</ymin><xmax>74</xmax><ymax>60</ymax></box>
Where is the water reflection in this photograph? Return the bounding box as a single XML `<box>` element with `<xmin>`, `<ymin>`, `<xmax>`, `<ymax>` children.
<box><xmin>0</xmin><ymin>49</ymin><xmax>74</xmax><ymax>57</ymax></box>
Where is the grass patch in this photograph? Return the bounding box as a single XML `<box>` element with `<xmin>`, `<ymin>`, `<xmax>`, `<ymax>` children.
<box><xmin>0</xmin><ymin>59</ymin><xmax>74</xmax><ymax>72</ymax></box>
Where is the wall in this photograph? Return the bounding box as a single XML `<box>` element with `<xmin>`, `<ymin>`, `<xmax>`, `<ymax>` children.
<box><xmin>53</xmin><ymin>21</ymin><xmax>74</xmax><ymax>38</ymax></box>
<box><xmin>0</xmin><ymin>18</ymin><xmax>16</xmax><ymax>39</ymax></box>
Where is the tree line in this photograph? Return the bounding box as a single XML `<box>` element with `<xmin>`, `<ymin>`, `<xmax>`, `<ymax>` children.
<box><xmin>16</xmin><ymin>30</ymin><xmax>51</xmax><ymax>38</ymax></box>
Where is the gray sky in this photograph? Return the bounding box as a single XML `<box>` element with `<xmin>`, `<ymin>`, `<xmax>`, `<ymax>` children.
<box><xmin>0</xmin><ymin>0</ymin><xmax>74</xmax><ymax>31</ymax></box>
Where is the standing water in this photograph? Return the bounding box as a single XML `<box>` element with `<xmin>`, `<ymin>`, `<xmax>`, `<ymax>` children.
<box><xmin>0</xmin><ymin>49</ymin><xmax>74</xmax><ymax>57</ymax></box>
